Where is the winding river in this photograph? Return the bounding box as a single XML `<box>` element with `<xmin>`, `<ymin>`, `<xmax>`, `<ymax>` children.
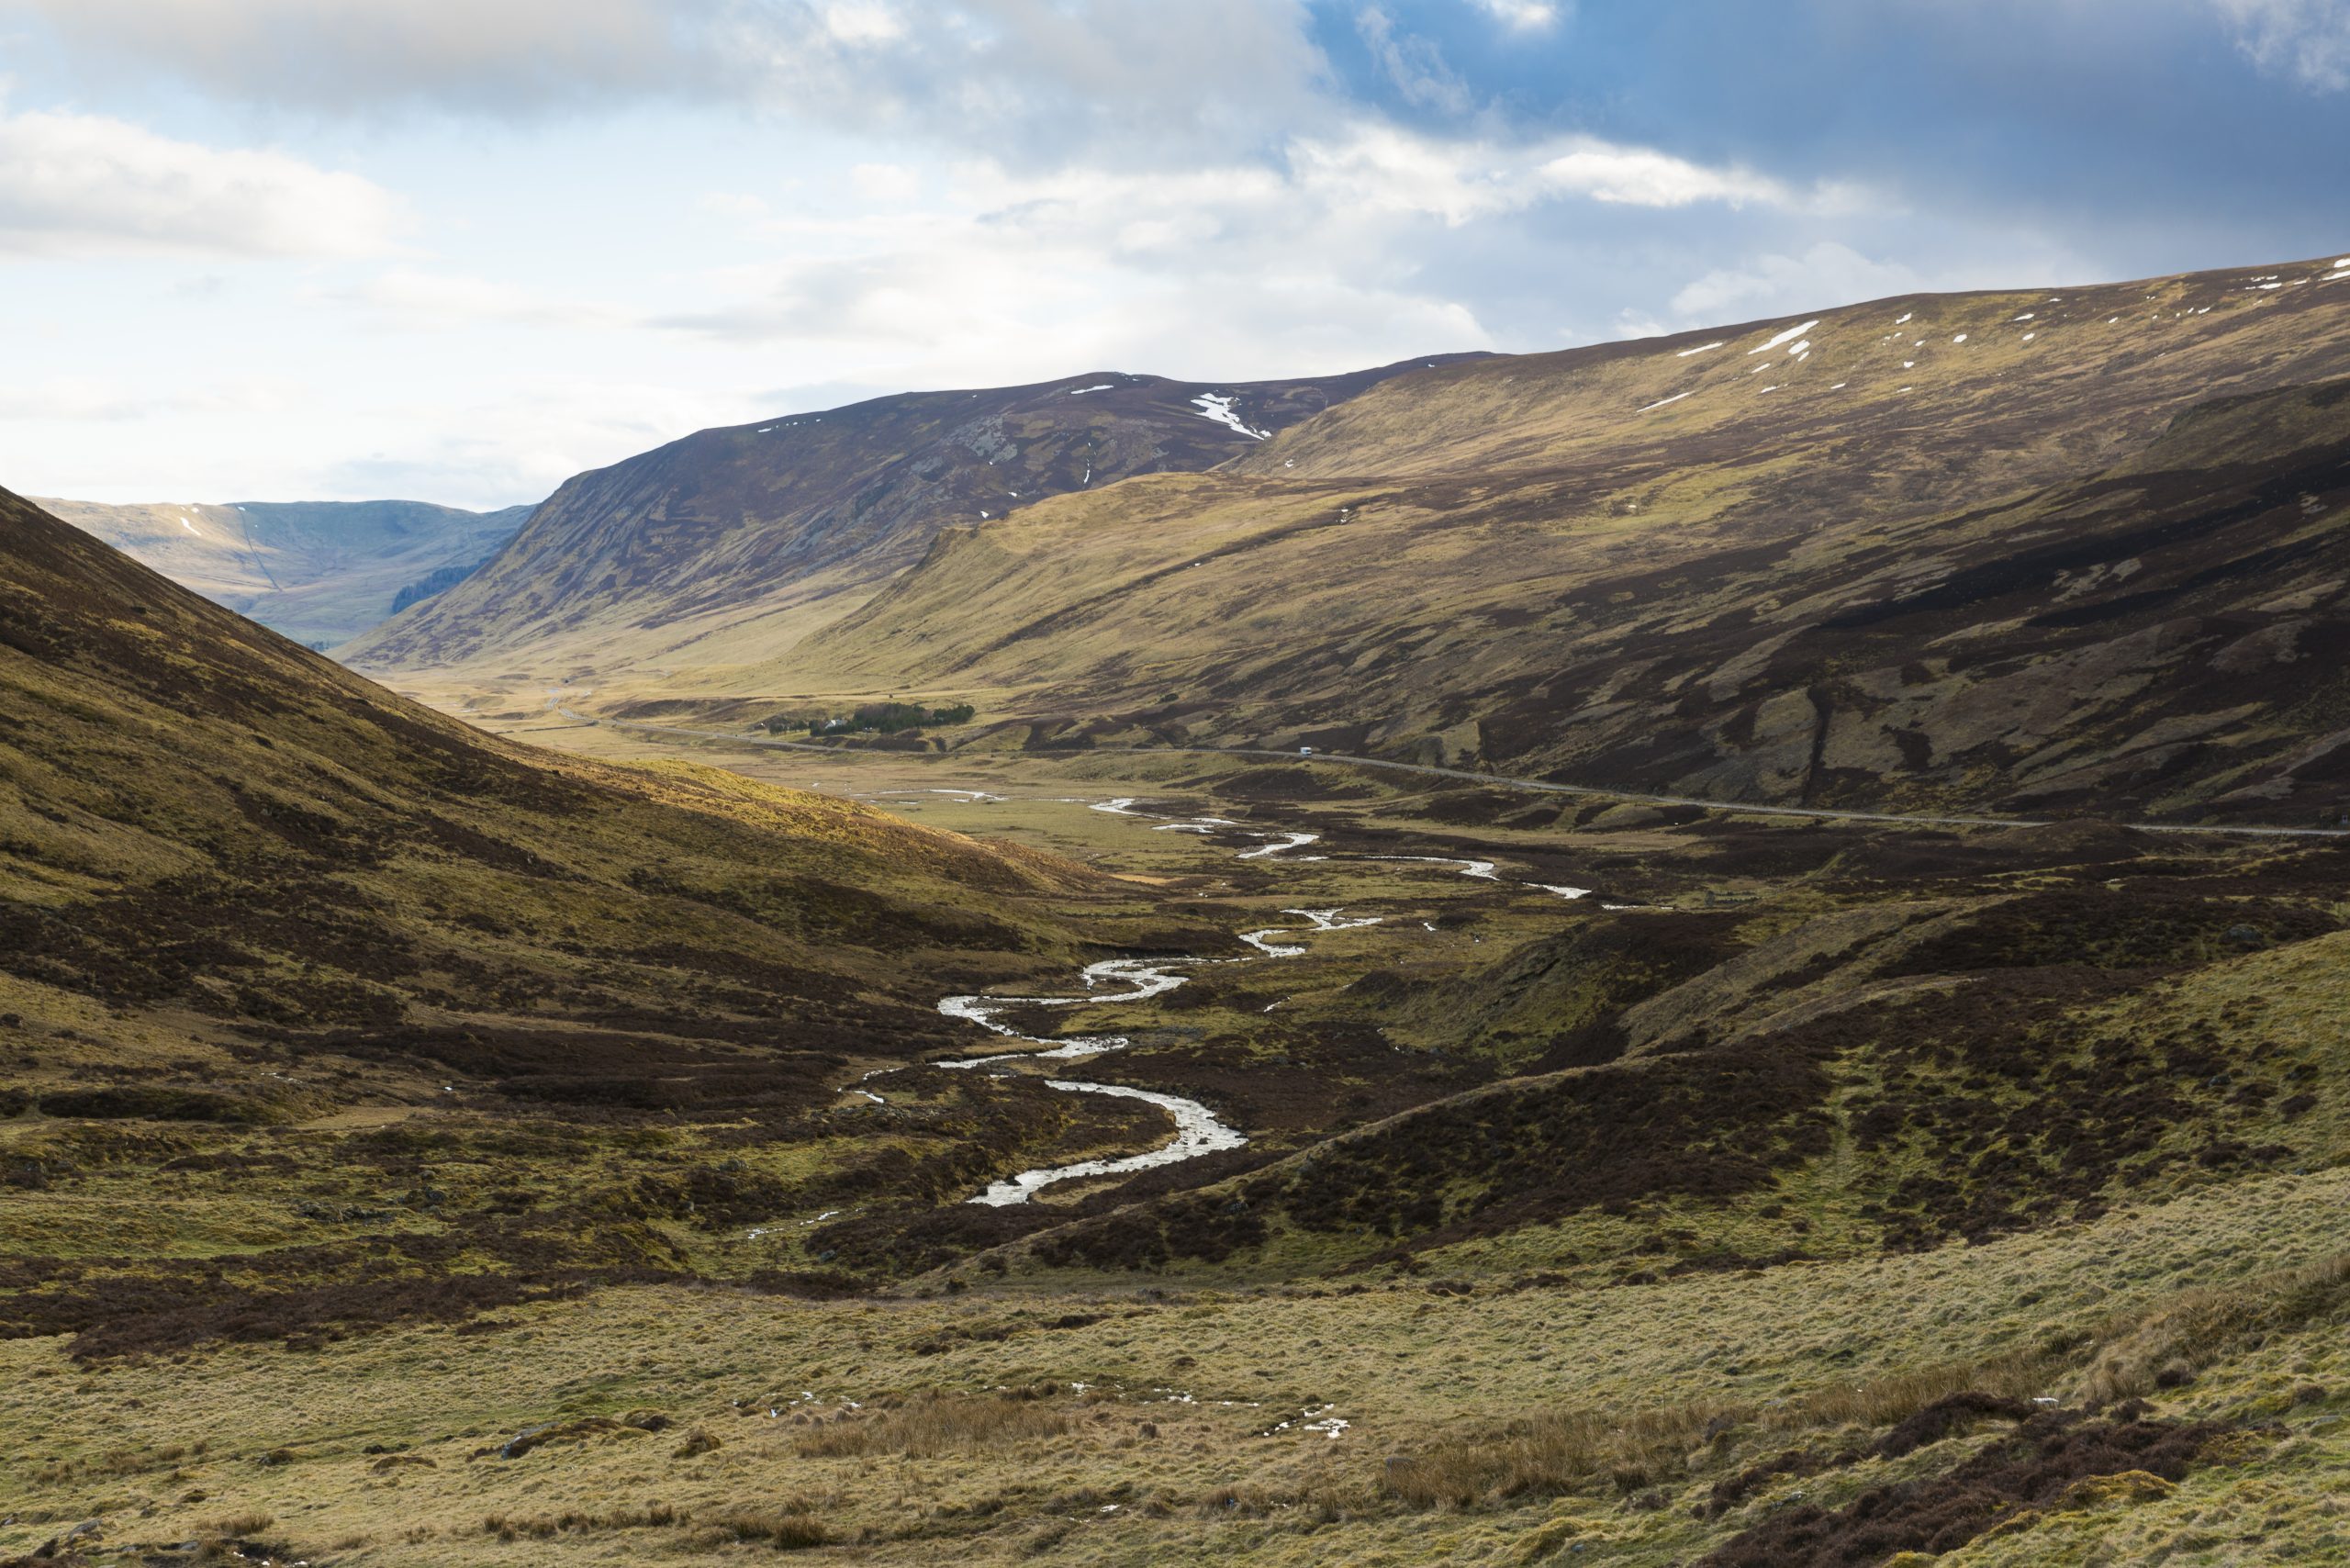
<box><xmin>932</xmin><ymin>905</ymin><xmax>1378</xmax><ymax>1205</ymax></box>
<box><xmin>892</xmin><ymin>793</ymin><xmax>1576</xmax><ymax>1205</ymax></box>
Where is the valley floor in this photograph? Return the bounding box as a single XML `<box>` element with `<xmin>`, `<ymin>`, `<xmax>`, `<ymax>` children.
<box><xmin>9</xmin><ymin>723</ymin><xmax>2350</xmax><ymax>1566</ymax></box>
<box><xmin>7</xmin><ymin>1156</ymin><xmax>2347</xmax><ymax>1563</ymax></box>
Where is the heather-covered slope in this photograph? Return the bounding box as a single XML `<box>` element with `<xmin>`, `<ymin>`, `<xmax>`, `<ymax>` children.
<box><xmin>341</xmin><ymin>358</ymin><xmax>1475</xmax><ymax>682</ymax></box>
<box><xmin>0</xmin><ymin>485</ymin><xmax>1213</xmax><ymax>1328</ymax></box>
<box><xmin>0</xmin><ymin>486</ymin><xmax>1100</xmax><ymax>1042</ymax></box>
<box><xmin>37</xmin><ymin>496</ymin><xmax>529</xmax><ymax>648</ymax></box>
<box><xmin>800</xmin><ymin>253</ymin><xmax>2350</xmax><ymax>823</ymax></box>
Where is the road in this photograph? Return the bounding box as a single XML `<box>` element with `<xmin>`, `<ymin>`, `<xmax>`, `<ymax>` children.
<box><xmin>552</xmin><ymin>709</ymin><xmax>2350</xmax><ymax>842</ymax></box>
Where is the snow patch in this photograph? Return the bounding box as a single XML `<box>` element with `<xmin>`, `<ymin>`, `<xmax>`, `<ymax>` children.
<box><xmin>1674</xmin><ymin>341</ymin><xmax>1725</xmax><ymax>357</ymax></box>
<box><xmin>1192</xmin><ymin>393</ymin><xmax>1269</xmax><ymax>440</ymax></box>
<box><xmin>1638</xmin><ymin>391</ymin><xmax>1693</xmax><ymax>413</ymax></box>
<box><xmin>1748</xmin><ymin>319</ymin><xmax>1818</xmax><ymax>355</ymax></box>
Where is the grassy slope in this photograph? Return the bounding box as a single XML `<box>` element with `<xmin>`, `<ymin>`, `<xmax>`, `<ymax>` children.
<box><xmin>0</xmin><ymin>484</ymin><xmax>1228</xmax><ymax>1370</ymax></box>
<box><xmin>8</xmin><ymin>673</ymin><xmax>2350</xmax><ymax>1562</ymax></box>
<box><xmin>14</xmin><ymin>270</ymin><xmax>2350</xmax><ymax>1562</ymax></box>
<box><xmin>339</xmin><ymin>359</ymin><xmax>1478</xmax><ymax>687</ymax></box>
<box><xmin>796</xmin><ymin>255</ymin><xmax>2350</xmax><ymax>822</ymax></box>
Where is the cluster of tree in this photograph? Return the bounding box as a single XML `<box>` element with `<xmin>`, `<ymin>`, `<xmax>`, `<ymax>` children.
<box><xmin>770</xmin><ymin>700</ymin><xmax>977</xmax><ymax>737</ymax></box>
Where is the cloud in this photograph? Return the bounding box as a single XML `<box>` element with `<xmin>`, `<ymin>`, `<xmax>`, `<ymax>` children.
<box><xmin>1356</xmin><ymin>6</ymin><xmax>1474</xmax><ymax>113</ymax></box>
<box><xmin>2212</xmin><ymin>0</ymin><xmax>2350</xmax><ymax>89</ymax></box>
<box><xmin>7</xmin><ymin>0</ymin><xmax>706</xmax><ymax>115</ymax></box>
<box><xmin>7</xmin><ymin>0</ymin><xmax>1332</xmax><ymax>164</ymax></box>
<box><xmin>309</xmin><ymin>377</ymin><xmax>784</xmax><ymax>509</ymax></box>
<box><xmin>1539</xmin><ymin>141</ymin><xmax>1830</xmax><ymax>209</ymax></box>
<box><xmin>655</xmin><ymin>119</ymin><xmax>1859</xmax><ymax>389</ymax></box>
<box><xmin>0</xmin><ymin>374</ymin><xmax>293</xmax><ymax>421</ymax></box>
<box><xmin>0</xmin><ymin>107</ymin><xmax>400</xmax><ymax>258</ymax></box>
<box><xmin>1668</xmin><ymin>241</ymin><xmax>1926</xmax><ymax>322</ymax></box>
<box><xmin>334</xmin><ymin>268</ymin><xmax>630</xmax><ymax>330</ymax></box>
<box><xmin>849</xmin><ymin>162</ymin><xmax>922</xmax><ymax>202</ymax></box>
<box><xmin>1470</xmin><ymin>0</ymin><xmax>1563</xmax><ymax>29</ymax></box>
<box><xmin>1285</xmin><ymin>124</ymin><xmax>1853</xmax><ymax>226</ymax></box>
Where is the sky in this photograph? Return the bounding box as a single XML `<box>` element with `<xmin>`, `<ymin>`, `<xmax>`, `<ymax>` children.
<box><xmin>0</xmin><ymin>0</ymin><xmax>2346</xmax><ymax>510</ymax></box>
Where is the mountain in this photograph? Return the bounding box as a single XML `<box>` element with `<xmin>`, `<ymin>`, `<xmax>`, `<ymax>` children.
<box><xmin>18</xmin><ymin>261</ymin><xmax>2350</xmax><ymax>1568</ymax></box>
<box><xmin>36</xmin><ymin>496</ymin><xmax>531</xmax><ymax>649</ymax></box>
<box><xmin>0</xmin><ymin>483</ymin><xmax>1214</xmax><ymax>1346</ymax></box>
<box><xmin>338</xmin><ymin>357</ymin><xmax>1482</xmax><ymax>681</ymax></box>
<box><xmin>793</xmin><ymin>252</ymin><xmax>2350</xmax><ymax>823</ymax></box>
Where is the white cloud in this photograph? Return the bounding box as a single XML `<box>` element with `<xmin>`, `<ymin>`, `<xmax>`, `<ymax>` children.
<box><xmin>1287</xmin><ymin>125</ymin><xmax>1852</xmax><ymax>227</ymax></box>
<box><xmin>850</xmin><ymin>162</ymin><xmax>922</xmax><ymax>202</ymax></box>
<box><xmin>822</xmin><ymin>2</ymin><xmax>906</xmax><ymax>45</ymax></box>
<box><xmin>2212</xmin><ymin>0</ymin><xmax>2350</xmax><ymax>89</ymax></box>
<box><xmin>7</xmin><ymin>0</ymin><xmax>704</xmax><ymax>115</ymax></box>
<box><xmin>0</xmin><ymin>374</ymin><xmax>294</xmax><ymax>422</ymax></box>
<box><xmin>1471</xmin><ymin>0</ymin><xmax>1563</xmax><ymax>29</ymax></box>
<box><xmin>336</xmin><ymin>269</ymin><xmax>628</xmax><ymax>330</ymax></box>
<box><xmin>698</xmin><ymin>190</ymin><xmax>773</xmax><ymax>221</ymax></box>
<box><xmin>1668</xmin><ymin>242</ymin><xmax>1926</xmax><ymax>322</ymax></box>
<box><xmin>1286</xmin><ymin>124</ymin><xmax>1518</xmax><ymax>224</ymax></box>
<box><xmin>312</xmin><ymin>377</ymin><xmax>774</xmax><ymax>509</ymax></box>
<box><xmin>654</xmin><ymin>120</ymin><xmax>1852</xmax><ymax>385</ymax></box>
<box><xmin>655</xmin><ymin>132</ymin><xmax>1499</xmax><ymax>378</ymax></box>
<box><xmin>7</xmin><ymin>0</ymin><xmax>1331</xmax><ymax>163</ymax></box>
<box><xmin>1539</xmin><ymin>141</ymin><xmax>1815</xmax><ymax>209</ymax></box>
<box><xmin>0</xmin><ymin>107</ymin><xmax>399</xmax><ymax>258</ymax></box>
<box><xmin>1357</xmin><ymin>6</ymin><xmax>1474</xmax><ymax>113</ymax></box>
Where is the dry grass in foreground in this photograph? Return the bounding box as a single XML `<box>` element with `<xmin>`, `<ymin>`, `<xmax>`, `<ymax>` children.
<box><xmin>796</xmin><ymin>1390</ymin><xmax>1073</xmax><ymax>1458</ymax></box>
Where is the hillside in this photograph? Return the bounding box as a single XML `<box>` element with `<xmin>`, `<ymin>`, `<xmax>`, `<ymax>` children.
<box><xmin>796</xmin><ymin>252</ymin><xmax>2350</xmax><ymax>823</ymax></box>
<box><xmin>12</xmin><ymin>708</ymin><xmax>2350</xmax><ymax>1564</ymax></box>
<box><xmin>37</xmin><ymin>497</ymin><xmax>530</xmax><ymax>648</ymax></box>
<box><xmin>338</xmin><ymin>358</ymin><xmax>1478</xmax><ymax>683</ymax></box>
<box><xmin>15</xmin><ymin>259</ymin><xmax>2350</xmax><ymax>1565</ymax></box>
<box><xmin>0</xmin><ymin>483</ymin><xmax>1230</xmax><ymax>1359</ymax></box>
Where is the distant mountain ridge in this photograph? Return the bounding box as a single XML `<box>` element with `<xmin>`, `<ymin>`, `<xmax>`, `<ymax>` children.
<box><xmin>787</xmin><ymin>251</ymin><xmax>2350</xmax><ymax>823</ymax></box>
<box><xmin>339</xmin><ymin>356</ymin><xmax>1485</xmax><ymax>678</ymax></box>
<box><xmin>36</xmin><ymin>496</ymin><xmax>530</xmax><ymax>649</ymax></box>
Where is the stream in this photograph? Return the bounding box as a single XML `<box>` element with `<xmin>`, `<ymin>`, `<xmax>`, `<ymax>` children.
<box><xmin>886</xmin><ymin>793</ymin><xmax>1579</xmax><ymax>1205</ymax></box>
<box><xmin>933</xmin><ymin>906</ymin><xmax>1379</xmax><ymax>1205</ymax></box>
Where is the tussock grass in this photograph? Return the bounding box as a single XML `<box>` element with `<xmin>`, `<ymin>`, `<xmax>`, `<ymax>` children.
<box><xmin>796</xmin><ymin>1392</ymin><xmax>1070</xmax><ymax>1458</ymax></box>
<box><xmin>482</xmin><ymin>1502</ymin><xmax>682</xmax><ymax>1540</ymax></box>
<box><xmin>194</xmin><ymin>1510</ymin><xmax>275</xmax><ymax>1538</ymax></box>
<box><xmin>1385</xmin><ymin>1250</ymin><xmax>2350</xmax><ymax>1513</ymax></box>
<box><xmin>2084</xmin><ymin>1249</ymin><xmax>2350</xmax><ymax>1406</ymax></box>
<box><xmin>699</xmin><ymin>1507</ymin><xmax>835</xmax><ymax>1549</ymax></box>
<box><xmin>1383</xmin><ymin>1349</ymin><xmax>2061</xmax><ymax>1507</ymax></box>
